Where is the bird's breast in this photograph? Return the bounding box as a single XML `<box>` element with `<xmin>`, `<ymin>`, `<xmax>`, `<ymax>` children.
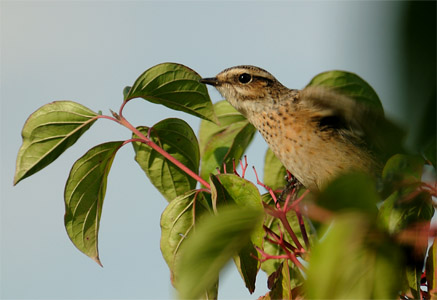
<box><xmin>248</xmin><ymin>104</ymin><xmax>376</xmax><ymax>190</ymax></box>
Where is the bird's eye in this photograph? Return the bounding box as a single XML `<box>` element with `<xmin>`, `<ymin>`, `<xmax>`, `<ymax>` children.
<box><xmin>238</xmin><ymin>73</ymin><xmax>252</xmax><ymax>84</ymax></box>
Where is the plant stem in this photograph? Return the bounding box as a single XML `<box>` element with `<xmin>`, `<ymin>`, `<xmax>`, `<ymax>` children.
<box><xmin>118</xmin><ymin>116</ymin><xmax>211</xmax><ymax>189</ymax></box>
<box><xmin>295</xmin><ymin>208</ymin><xmax>310</xmax><ymax>249</ymax></box>
<box><xmin>278</xmin><ymin>213</ymin><xmax>305</xmax><ymax>252</ymax></box>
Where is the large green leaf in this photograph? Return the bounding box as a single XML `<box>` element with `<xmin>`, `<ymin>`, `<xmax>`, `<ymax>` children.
<box><xmin>210</xmin><ymin>174</ymin><xmax>264</xmax><ymax>243</ymax></box>
<box><xmin>199</xmin><ymin>100</ymin><xmax>256</xmax><ymax>181</ymax></box>
<box><xmin>176</xmin><ymin>206</ymin><xmax>264</xmax><ymax>299</ymax></box>
<box><xmin>263</xmin><ymin>148</ymin><xmax>287</xmax><ymax>191</ymax></box>
<box><xmin>125</xmin><ymin>63</ymin><xmax>217</xmax><ymax>123</ymax></box>
<box><xmin>306</xmin><ymin>70</ymin><xmax>383</xmax><ymax>111</ymax></box>
<box><xmin>132</xmin><ymin>118</ymin><xmax>200</xmax><ymax>202</ymax></box>
<box><xmin>378</xmin><ymin>155</ymin><xmax>433</xmax><ymax>297</ymax></box>
<box><xmin>306</xmin><ymin>214</ymin><xmax>402</xmax><ymax>299</ymax></box>
<box><xmin>379</xmin><ymin>155</ymin><xmax>433</xmax><ymax>233</ymax></box>
<box><xmin>160</xmin><ymin>190</ymin><xmax>212</xmax><ymax>284</ymax></box>
<box><xmin>14</xmin><ymin>101</ymin><xmax>98</xmax><ymax>185</ymax></box>
<box><xmin>64</xmin><ymin>141</ymin><xmax>123</xmax><ymax>266</ymax></box>
<box><xmin>198</xmin><ymin>100</ymin><xmax>248</xmax><ymax>154</ymax></box>
<box><xmin>209</xmin><ymin>174</ymin><xmax>264</xmax><ymax>293</ymax></box>
<box><xmin>316</xmin><ymin>172</ymin><xmax>380</xmax><ymax>215</ymax></box>
<box><xmin>382</xmin><ymin>154</ymin><xmax>424</xmax><ymax>194</ymax></box>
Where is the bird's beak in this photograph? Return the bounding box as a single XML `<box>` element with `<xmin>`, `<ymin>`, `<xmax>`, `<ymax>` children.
<box><xmin>200</xmin><ymin>77</ymin><xmax>220</xmax><ymax>86</ymax></box>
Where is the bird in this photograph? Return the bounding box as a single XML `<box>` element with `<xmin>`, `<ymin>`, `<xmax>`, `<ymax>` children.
<box><xmin>200</xmin><ymin>65</ymin><xmax>392</xmax><ymax>191</ymax></box>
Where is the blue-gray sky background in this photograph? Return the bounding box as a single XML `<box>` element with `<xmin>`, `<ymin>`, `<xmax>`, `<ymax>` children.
<box><xmin>1</xmin><ymin>1</ymin><xmax>430</xmax><ymax>299</ymax></box>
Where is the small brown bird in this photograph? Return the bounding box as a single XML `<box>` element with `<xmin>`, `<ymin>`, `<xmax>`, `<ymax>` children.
<box><xmin>200</xmin><ymin>66</ymin><xmax>386</xmax><ymax>191</ymax></box>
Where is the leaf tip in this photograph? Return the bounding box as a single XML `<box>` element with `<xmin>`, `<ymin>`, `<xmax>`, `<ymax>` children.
<box><xmin>93</xmin><ymin>256</ymin><xmax>103</xmax><ymax>267</ymax></box>
<box><xmin>13</xmin><ymin>172</ymin><xmax>23</xmax><ymax>186</ymax></box>
<box><xmin>123</xmin><ymin>86</ymin><xmax>132</xmax><ymax>100</ymax></box>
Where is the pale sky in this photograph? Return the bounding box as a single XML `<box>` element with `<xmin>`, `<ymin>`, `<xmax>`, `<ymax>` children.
<box><xmin>2</xmin><ymin>1</ymin><xmax>409</xmax><ymax>299</ymax></box>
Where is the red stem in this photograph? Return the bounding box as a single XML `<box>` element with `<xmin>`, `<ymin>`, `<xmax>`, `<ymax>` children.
<box><xmin>96</xmin><ymin>112</ymin><xmax>210</xmax><ymax>189</ymax></box>
<box><xmin>278</xmin><ymin>213</ymin><xmax>305</xmax><ymax>252</ymax></box>
<box><xmin>118</xmin><ymin>117</ymin><xmax>211</xmax><ymax>189</ymax></box>
<box><xmin>295</xmin><ymin>207</ymin><xmax>310</xmax><ymax>249</ymax></box>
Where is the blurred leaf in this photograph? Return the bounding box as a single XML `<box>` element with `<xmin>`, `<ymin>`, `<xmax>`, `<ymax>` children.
<box><xmin>379</xmin><ymin>190</ymin><xmax>433</xmax><ymax>234</ymax></box>
<box><xmin>382</xmin><ymin>154</ymin><xmax>424</xmax><ymax>192</ymax></box>
<box><xmin>426</xmin><ymin>239</ymin><xmax>436</xmax><ymax>299</ymax></box>
<box><xmin>199</xmin><ymin>101</ymin><xmax>255</xmax><ymax>182</ymax></box>
<box><xmin>14</xmin><ymin>101</ymin><xmax>97</xmax><ymax>185</ymax></box>
<box><xmin>406</xmin><ymin>265</ymin><xmax>421</xmax><ymax>299</ymax></box>
<box><xmin>306</xmin><ymin>70</ymin><xmax>383</xmax><ymax>111</ymax></box>
<box><xmin>64</xmin><ymin>141</ymin><xmax>123</xmax><ymax>266</ymax></box>
<box><xmin>379</xmin><ymin>155</ymin><xmax>433</xmax><ymax>234</ymax></box>
<box><xmin>125</xmin><ymin>63</ymin><xmax>217</xmax><ymax>123</ymax></box>
<box><xmin>413</xmin><ymin>89</ymin><xmax>436</xmax><ymax>166</ymax></box>
<box><xmin>176</xmin><ymin>206</ymin><xmax>264</xmax><ymax>299</ymax></box>
<box><xmin>377</xmin><ymin>192</ymin><xmax>398</xmax><ymax>233</ymax></box>
<box><xmin>422</xmin><ymin>136</ymin><xmax>436</xmax><ymax>167</ymax></box>
<box><xmin>263</xmin><ymin>148</ymin><xmax>287</xmax><ymax>191</ymax></box>
<box><xmin>378</xmin><ymin>156</ymin><xmax>433</xmax><ymax>298</ymax></box>
<box><xmin>210</xmin><ymin>174</ymin><xmax>264</xmax><ymax>292</ymax></box>
<box><xmin>132</xmin><ymin>118</ymin><xmax>200</xmax><ymax>202</ymax></box>
<box><xmin>316</xmin><ymin>172</ymin><xmax>380</xmax><ymax>215</ymax></box>
<box><xmin>160</xmin><ymin>190</ymin><xmax>212</xmax><ymax>284</ymax></box>
<box><xmin>306</xmin><ymin>214</ymin><xmax>402</xmax><ymax>299</ymax></box>
<box><xmin>210</xmin><ymin>174</ymin><xmax>264</xmax><ymax>245</ymax></box>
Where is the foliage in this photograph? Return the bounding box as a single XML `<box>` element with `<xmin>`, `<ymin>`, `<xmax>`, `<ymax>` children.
<box><xmin>14</xmin><ymin>62</ymin><xmax>436</xmax><ymax>299</ymax></box>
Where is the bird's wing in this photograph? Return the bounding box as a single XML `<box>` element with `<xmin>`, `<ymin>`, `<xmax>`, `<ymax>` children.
<box><xmin>300</xmin><ymin>86</ymin><xmax>405</xmax><ymax>159</ymax></box>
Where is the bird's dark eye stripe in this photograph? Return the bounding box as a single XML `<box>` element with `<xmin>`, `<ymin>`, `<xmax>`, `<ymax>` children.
<box><xmin>237</xmin><ymin>74</ymin><xmax>274</xmax><ymax>85</ymax></box>
<box><xmin>253</xmin><ymin>75</ymin><xmax>274</xmax><ymax>85</ymax></box>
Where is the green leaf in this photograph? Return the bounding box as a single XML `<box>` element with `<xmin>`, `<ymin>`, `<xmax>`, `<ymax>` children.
<box><xmin>199</xmin><ymin>100</ymin><xmax>248</xmax><ymax>154</ymax></box>
<box><xmin>233</xmin><ymin>241</ymin><xmax>260</xmax><ymax>294</ymax></box>
<box><xmin>176</xmin><ymin>206</ymin><xmax>264</xmax><ymax>299</ymax></box>
<box><xmin>123</xmin><ymin>86</ymin><xmax>131</xmax><ymax>99</ymax></box>
<box><xmin>306</xmin><ymin>214</ymin><xmax>402</xmax><ymax>299</ymax></box>
<box><xmin>14</xmin><ymin>101</ymin><xmax>98</xmax><ymax>185</ymax></box>
<box><xmin>316</xmin><ymin>172</ymin><xmax>380</xmax><ymax>215</ymax></box>
<box><xmin>306</xmin><ymin>70</ymin><xmax>383</xmax><ymax>112</ymax></box>
<box><xmin>406</xmin><ymin>265</ymin><xmax>422</xmax><ymax>300</ymax></box>
<box><xmin>379</xmin><ymin>155</ymin><xmax>433</xmax><ymax>234</ymax></box>
<box><xmin>263</xmin><ymin>148</ymin><xmax>287</xmax><ymax>191</ymax></box>
<box><xmin>199</xmin><ymin>101</ymin><xmax>256</xmax><ymax>181</ymax></box>
<box><xmin>160</xmin><ymin>190</ymin><xmax>212</xmax><ymax>284</ymax></box>
<box><xmin>426</xmin><ymin>239</ymin><xmax>436</xmax><ymax>299</ymax></box>
<box><xmin>378</xmin><ymin>190</ymin><xmax>433</xmax><ymax>234</ymax></box>
<box><xmin>268</xmin><ymin>262</ymin><xmax>304</xmax><ymax>300</ymax></box>
<box><xmin>125</xmin><ymin>63</ymin><xmax>217</xmax><ymax>123</ymax></box>
<box><xmin>423</xmin><ymin>136</ymin><xmax>436</xmax><ymax>167</ymax></box>
<box><xmin>382</xmin><ymin>154</ymin><xmax>425</xmax><ymax>194</ymax></box>
<box><xmin>132</xmin><ymin>118</ymin><xmax>200</xmax><ymax>202</ymax></box>
<box><xmin>210</xmin><ymin>174</ymin><xmax>264</xmax><ymax>244</ymax></box>
<box><xmin>64</xmin><ymin>141</ymin><xmax>123</xmax><ymax>266</ymax></box>
<box><xmin>209</xmin><ymin>174</ymin><xmax>264</xmax><ymax>293</ymax></box>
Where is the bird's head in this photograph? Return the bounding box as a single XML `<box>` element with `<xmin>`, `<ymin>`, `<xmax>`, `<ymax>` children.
<box><xmin>200</xmin><ymin>65</ymin><xmax>291</xmax><ymax>116</ymax></box>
